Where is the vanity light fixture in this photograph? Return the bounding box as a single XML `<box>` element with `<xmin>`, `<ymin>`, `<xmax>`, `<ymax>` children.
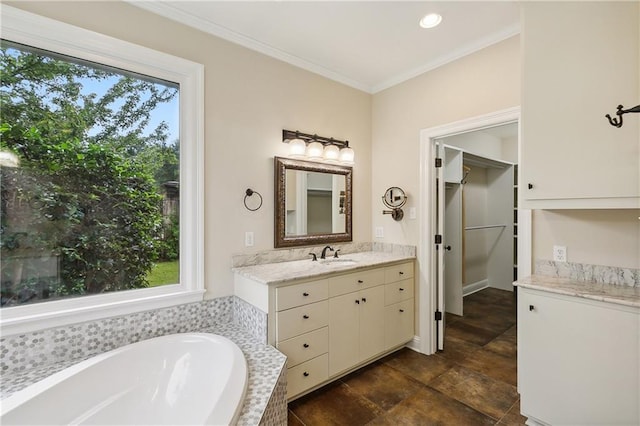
<box><xmin>282</xmin><ymin>129</ymin><xmax>355</xmax><ymax>165</ymax></box>
<box><xmin>419</xmin><ymin>13</ymin><xmax>442</xmax><ymax>29</ymax></box>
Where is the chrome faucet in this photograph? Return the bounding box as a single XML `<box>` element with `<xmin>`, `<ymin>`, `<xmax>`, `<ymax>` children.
<box><xmin>320</xmin><ymin>245</ymin><xmax>334</xmax><ymax>259</ymax></box>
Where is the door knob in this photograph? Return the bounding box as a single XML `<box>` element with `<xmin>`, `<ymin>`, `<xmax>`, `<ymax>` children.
<box><xmin>445</xmin><ymin>245</ymin><xmax>452</xmax><ymax>251</ymax></box>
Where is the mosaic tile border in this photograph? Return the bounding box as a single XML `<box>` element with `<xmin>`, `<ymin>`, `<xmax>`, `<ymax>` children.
<box><xmin>234</xmin><ymin>296</ymin><xmax>268</xmax><ymax>344</ymax></box>
<box><xmin>535</xmin><ymin>260</ymin><xmax>639</xmax><ymax>287</ymax></box>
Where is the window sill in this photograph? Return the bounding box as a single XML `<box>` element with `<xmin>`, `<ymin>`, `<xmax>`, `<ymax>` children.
<box><xmin>0</xmin><ymin>286</ymin><xmax>205</xmax><ymax>337</ymax></box>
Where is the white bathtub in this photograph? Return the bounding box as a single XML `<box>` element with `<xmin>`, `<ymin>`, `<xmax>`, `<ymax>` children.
<box><xmin>1</xmin><ymin>333</ymin><xmax>248</xmax><ymax>425</ymax></box>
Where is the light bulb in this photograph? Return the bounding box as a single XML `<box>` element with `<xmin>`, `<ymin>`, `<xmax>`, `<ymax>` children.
<box><xmin>339</xmin><ymin>147</ymin><xmax>355</xmax><ymax>165</ymax></box>
<box><xmin>288</xmin><ymin>138</ymin><xmax>306</xmax><ymax>158</ymax></box>
<box><xmin>323</xmin><ymin>144</ymin><xmax>340</xmax><ymax>162</ymax></box>
<box><xmin>306</xmin><ymin>141</ymin><xmax>323</xmax><ymax>159</ymax></box>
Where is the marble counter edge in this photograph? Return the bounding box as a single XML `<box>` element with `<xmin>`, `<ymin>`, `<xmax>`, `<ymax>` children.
<box><xmin>232</xmin><ymin>251</ymin><xmax>416</xmax><ymax>285</ymax></box>
<box><xmin>514</xmin><ymin>275</ymin><xmax>640</xmax><ymax>309</ymax></box>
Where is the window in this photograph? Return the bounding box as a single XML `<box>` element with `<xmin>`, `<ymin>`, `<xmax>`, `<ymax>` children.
<box><xmin>0</xmin><ymin>6</ymin><xmax>204</xmax><ymax>335</ymax></box>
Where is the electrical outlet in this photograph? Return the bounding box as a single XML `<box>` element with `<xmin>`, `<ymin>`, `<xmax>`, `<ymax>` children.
<box><xmin>553</xmin><ymin>245</ymin><xmax>567</xmax><ymax>262</ymax></box>
<box><xmin>245</xmin><ymin>231</ymin><xmax>254</xmax><ymax>247</ymax></box>
<box><xmin>375</xmin><ymin>227</ymin><xmax>384</xmax><ymax>238</ymax></box>
<box><xmin>409</xmin><ymin>207</ymin><xmax>417</xmax><ymax>220</ymax></box>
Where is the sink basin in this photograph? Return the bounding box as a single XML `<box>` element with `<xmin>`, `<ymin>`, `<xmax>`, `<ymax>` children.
<box><xmin>319</xmin><ymin>258</ymin><xmax>357</xmax><ymax>266</ymax></box>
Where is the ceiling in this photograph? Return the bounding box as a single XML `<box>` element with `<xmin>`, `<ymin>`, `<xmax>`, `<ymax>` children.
<box><xmin>132</xmin><ymin>1</ymin><xmax>521</xmax><ymax>94</ymax></box>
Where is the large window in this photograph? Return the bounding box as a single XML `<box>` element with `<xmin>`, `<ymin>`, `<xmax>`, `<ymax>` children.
<box><xmin>0</xmin><ymin>6</ymin><xmax>204</xmax><ymax>335</ymax></box>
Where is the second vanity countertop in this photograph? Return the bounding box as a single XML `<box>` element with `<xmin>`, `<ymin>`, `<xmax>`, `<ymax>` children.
<box><xmin>514</xmin><ymin>275</ymin><xmax>640</xmax><ymax>309</ymax></box>
<box><xmin>233</xmin><ymin>251</ymin><xmax>415</xmax><ymax>285</ymax></box>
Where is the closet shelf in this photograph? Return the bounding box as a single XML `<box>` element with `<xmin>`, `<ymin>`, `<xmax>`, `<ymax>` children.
<box><xmin>465</xmin><ymin>224</ymin><xmax>507</xmax><ymax>231</ymax></box>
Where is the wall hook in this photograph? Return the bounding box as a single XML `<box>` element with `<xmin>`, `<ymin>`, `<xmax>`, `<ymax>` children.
<box><xmin>605</xmin><ymin>104</ymin><xmax>640</xmax><ymax>128</ymax></box>
<box><xmin>243</xmin><ymin>188</ymin><xmax>263</xmax><ymax>211</ymax></box>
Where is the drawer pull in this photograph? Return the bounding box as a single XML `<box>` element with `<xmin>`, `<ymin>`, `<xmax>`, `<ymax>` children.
<box><xmin>357</xmin><ymin>279</ymin><xmax>364</xmax><ymax>283</ymax></box>
<box><xmin>529</xmin><ymin>305</ymin><xmax>535</xmax><ymax>311</ymax></box>
<box><xmin>303</xmin><ymin>371</ymin><xmax>310</xmax><ymax>377</ymax></box>
<box><xmin>399</xmin><ymin>309</ymin><xmax>405</xmax><ymax>313</ymax></box>
<box><xmin>399</xmin><ymin>271</ymin><xmax>404</xmax><ymax>275</ymax></box>
<box><xmin>303</xmin><ymin>292</ymin><xmax>309</xmax><ymax>297</ymax></box>
<box><xmin>303</xmin><ymin>343</ymin><xmax>309</xmax><ymax>348</ymax></box>
<box><xmin>355</xmin><ymin>299</ymin><xmax>360</xmax><ymax>304</ymax></box>
<box><xmin>303</xmin><ymin>314</ymin><xmax>310</xmax><ymax>319</ymax></box>
<box><xmin>361</xmin><ymin>297</ymin><xmax>367</xmax><ymax>303</ymax></box>
<box><xmin>399</xmin><ymin>288</ymin><xmax>404</xmax><ymax>291</ymax></box>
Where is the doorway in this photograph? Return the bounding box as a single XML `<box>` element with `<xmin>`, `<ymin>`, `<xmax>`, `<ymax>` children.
<box><xmin>418</xmin><ymin>107</ymin><xmax>532</xmax><ymax>355</ymax></box>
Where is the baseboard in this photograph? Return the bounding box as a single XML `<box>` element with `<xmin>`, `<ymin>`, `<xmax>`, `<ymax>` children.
<box><xmin>406</xmin><ymin>335</ymin><xmax>422</xmax><ymax>353</ymax></box>
<box><xmin>463</xmin><ymin>279</ymin><xmax>488</xmax><ymax>297</ymax></box>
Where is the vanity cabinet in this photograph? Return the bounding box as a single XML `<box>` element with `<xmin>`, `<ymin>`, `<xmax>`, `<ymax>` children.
<box><xmin>521</xmin><ymin>2</ymin><xmax>639</xmax><ymax>209</ymax></box>
<box><xmin>235</xmin><ymin>259</ymin><xmax>415</xmax><ymax>400</ymax></box>
<box><xmin>518</xmin><ymin>288</ymin><xmax>639</xmax><ymax>425</ymax></box>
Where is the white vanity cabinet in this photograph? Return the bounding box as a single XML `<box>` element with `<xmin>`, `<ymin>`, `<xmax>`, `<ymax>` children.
<box><xmin>235</xmin><ymin>258</ymin><xmax>415</xmax><ymax>400</ymax></box>
<box><xmin>518</xmin><ymin>287</ymin><xmax>640</xmax><ymax>425</ymax></box>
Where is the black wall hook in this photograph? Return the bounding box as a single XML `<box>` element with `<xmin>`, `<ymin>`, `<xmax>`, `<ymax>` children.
<box><xmin>605</xmin><ymin>104</ymin><xmax>640</xmax><ymax>128</ymax></box>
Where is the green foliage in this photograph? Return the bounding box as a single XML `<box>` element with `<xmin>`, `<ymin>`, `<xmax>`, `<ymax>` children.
<box><xmin>0</xmin><ymin>42</ymin><xmax>179</xmax><ymax>302</ymax></box>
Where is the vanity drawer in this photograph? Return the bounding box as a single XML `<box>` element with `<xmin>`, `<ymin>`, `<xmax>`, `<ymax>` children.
<box><xmin>287</xmin><ymin>353</ymin><xmax>329</xmax><ymax>399</ymax></box>
<box><xmin>328</xmin><ymin>268</ymin><xmax>385</xmax><ymax>297</ymax></box>
<box><xmin>277</xmin><ymin>300</ymin><xmax>328</xmax><ymax>341</ymax></box>
<box><xmin>385</xmin><ymin>262</ymin><xmax>414</xmax><ymax>283</ymax></box>
<box><xmin>276</xmin><ymin>279</ymin><xmax>328</xmax><ymax>311</ymax></box>
<box><xmin>385</xmin><ymin>278</ymin><xmax>414</xmax><ymax>306</ymax></box>
<box><xmin>277</xmin><ymin>327</ymin><xmax>328</xmax><ymax>368</ymax></box>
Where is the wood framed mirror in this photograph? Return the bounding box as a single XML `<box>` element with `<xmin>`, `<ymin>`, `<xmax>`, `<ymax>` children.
<box><xmin>274</xmin><ymin>156</ymin><xmax>352</xmax><ymax>248</ymax></box>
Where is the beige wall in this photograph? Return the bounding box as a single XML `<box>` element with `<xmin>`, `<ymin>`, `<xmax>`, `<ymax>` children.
<box><xmin>534</xmin><ymin>210</ymin><xmax>640</xmax><ymax>269</ymax></box>
<box><xmin>8</xmin><ymin>1</ymin><xmax>372</xmax><ymax>298</ymax></box>
<box><xmin>371</xmin><ymin>36</ymin><xmax>521</xmax><ymax>247</ymax></box>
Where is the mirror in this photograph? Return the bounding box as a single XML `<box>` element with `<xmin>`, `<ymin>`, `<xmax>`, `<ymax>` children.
<box><xmin>382</xmin><ymin>187</ymin><xmax>407</xmax><ymax>221</ymax></box>
<box><xmin>275</xmin><ymin>156</ymin><xmax>352</xmax><ymax>248</ymax></box>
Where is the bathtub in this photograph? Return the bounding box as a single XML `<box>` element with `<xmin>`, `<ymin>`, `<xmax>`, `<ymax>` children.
<box><xmin>0</xmin><ymin>333</ymin><xmax>248</xmax><ymax>425</ymax></box>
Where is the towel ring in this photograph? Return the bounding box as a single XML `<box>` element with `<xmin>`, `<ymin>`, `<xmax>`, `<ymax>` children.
<box><xmin>244</xmin><ymin>188</ymin><xmax>263</xmax><ymax>211</ymax></box>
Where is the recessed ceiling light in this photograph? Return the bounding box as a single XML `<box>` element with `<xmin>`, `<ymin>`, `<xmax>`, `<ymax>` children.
<box><xmin>419</xmin><ymin>13</ymin><xmax>442</xmax><ymax>29</ymax></box>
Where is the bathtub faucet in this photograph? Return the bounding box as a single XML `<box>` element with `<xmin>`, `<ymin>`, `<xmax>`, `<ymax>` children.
<box><xmin>320</xmin><ymin>245</ymin><xmax>334</xmax><ymax>259</ymax></box>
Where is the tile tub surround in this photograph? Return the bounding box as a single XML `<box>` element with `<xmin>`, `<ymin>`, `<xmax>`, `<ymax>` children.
<box><xmin>0</xmin><ymin>297</ymin><xmax>285</xmax><ymax>425</ymax></box>
<box><xmin>232</xmin><ymin>243</ymin><xmax>416</xmax><ymax>268</ymax></box>
<box><xmin>233</xmin><ymin>250</ymin><xmax>416</xmax><ymax>285</ymax></box>
<box><xmin>535</xmin><ymin>260</ymin><xmax>639</xmax><ymax>287</ymax></box>
<box><xmin>515</xmin><ymin>275</ymin><xmax>640</xmax><ymax>308</ymax></box>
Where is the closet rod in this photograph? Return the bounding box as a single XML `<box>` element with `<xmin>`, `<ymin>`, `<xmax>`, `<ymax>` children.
<box><xmin>465</xmin><ymin>224</ymin><xmax>507</xmax><ymax>231</ymax></box>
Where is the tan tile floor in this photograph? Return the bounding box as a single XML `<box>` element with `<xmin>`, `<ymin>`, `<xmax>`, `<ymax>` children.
<box><xmin>288</xmin><ymin>288</ymin><xmax>526</xmax><ymax>425</ymax></box>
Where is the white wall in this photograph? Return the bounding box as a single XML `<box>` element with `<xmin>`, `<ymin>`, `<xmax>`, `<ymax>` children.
<box><xmin>8</xmin><ymin>1</ymin><xmax>373</xmax><ymax>298</ymax></box>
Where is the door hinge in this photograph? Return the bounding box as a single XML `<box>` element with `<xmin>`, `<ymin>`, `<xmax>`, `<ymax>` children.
<box><xmin>435</xmin><ymin>158</ymin><xmax>442</xmax><ymax>168</ymax></box>
<box><xmin>435</xmin><ymin>311</ymin><xmax>443</xmax><ymax>321</ymax></box>
<box><xmin>435</xmin><ymin>234</ymin><xmax>442</xmax><ymax>244</ymax></box>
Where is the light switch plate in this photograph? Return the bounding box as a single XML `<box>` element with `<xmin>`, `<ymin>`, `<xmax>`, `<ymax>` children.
<box><xmin>245</xmin><ymin>231</ymin><xmax>254</xmax><ymax>247</ymax></box>
<box><xmin>409</xmin><ymin>207</ymin><xmax>416</xmax><ymax>220</ymax></box>
<box><xmin>375</xmin><ymin>227</ymin><xmax>384</xmax><ymax>238</ymax></box>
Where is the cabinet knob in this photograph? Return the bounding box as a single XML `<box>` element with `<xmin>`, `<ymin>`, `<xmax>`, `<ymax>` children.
<box><xmin>302</xmin><ymin>292</ymin><xmax>309</xmax><ymax>297</ymax></box>
<box><xmin>355</xmin><ymin>299</ymin><xmax>360</xmax><ymax>304</ymax></box>
<box><xmin>357</xmin><ymin>279</ymin><xmax>364</xmax><ymax>283</ymax></box>
<box><xmin>528</xmin><ymin>183</ymin><xmax>533</xmax><ymax>189</ymax></box>
<box><xmin>399</xmin><ymin>271</ymin><xmax>404</xmax><ymax>275</ymax></box>
<box><xmin>303</xmin><ymin>372</ymin><xmax>309</xmax><ymax>377</ymax></box>
<box><xmin>399</xmin><ymin>288</ymin><xmax>404</xmax><ymax>291</ymax></box>
<box><xmin>361</xmin><ymin>297</ymin><xmax>367</xmax><ymax>303</ymax></box>
<box><xmin>399</xmin><ymin>309</ymin><xmax>405</xmax><ymax>313</ymax></box>
<box><xmin>529</xmin><ymin>305</ymin><xmax>535</xmax><ymax>311</ymax></box>
<box><xmin>303</xmin><ymin>343</ymin><xmax>309</xmax><ymax>348</ymax></box>
<box><xmin>303</xmin><ymin>314</ymin><xmax>310</xmax><ymax>319</ymax></box>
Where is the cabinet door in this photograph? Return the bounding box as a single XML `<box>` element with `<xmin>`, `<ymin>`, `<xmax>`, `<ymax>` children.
<box><xmin>518</xmin><ymin>289</ymin><xmax>639</xmax><ymax>425</ymax></box>
<box><xmin>358</xmin><ymin>285</ymin><xmax>385</xmax><ymax>362</ymax></box>
<box><xmin>385</xmin><ymin>299</ymin><xmax>415</xmax><ymax>350</ymax></box>
<box><xmin>328</xmin><ymin>292</ymin><xmax>360</xmax><ymax>376</ymax></box>
<box><xmin>521</xmin><ymin>2</ymin><xmax>639</xmax><ymax>208</ymax></box>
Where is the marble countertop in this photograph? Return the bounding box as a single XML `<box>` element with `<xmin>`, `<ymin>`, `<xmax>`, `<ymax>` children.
<box><xmin>514</xmin><ymin>275</ymin><xmax>640</xmax><ymax>308</ymax></box>
<box><xmin>233</xmin><ymin>251</ymin><xmax>415</xmax><ymax>285</ymax></box>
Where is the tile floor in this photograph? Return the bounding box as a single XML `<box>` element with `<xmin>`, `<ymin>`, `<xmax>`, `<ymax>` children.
<box><xmin>288</xmin><ymin>288</ymin><xmax>527</xmax><ymax>425</ymax></box>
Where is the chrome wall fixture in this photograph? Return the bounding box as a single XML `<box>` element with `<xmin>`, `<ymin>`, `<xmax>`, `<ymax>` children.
<box><xmin>282</xmin><ymin>129</ymin><xmax>354</xmax><ymax>165</ymax></box>
<box><xmin>605</xmin><ymin>104</ymin><xmax>640</xmax><ymax>128</ymax></box>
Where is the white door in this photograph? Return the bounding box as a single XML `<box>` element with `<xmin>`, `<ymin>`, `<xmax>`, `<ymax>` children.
<box><xmin>444</xmin><ymin>183</ymin><xmax>463</xmax><ymax>316</ymax></box>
